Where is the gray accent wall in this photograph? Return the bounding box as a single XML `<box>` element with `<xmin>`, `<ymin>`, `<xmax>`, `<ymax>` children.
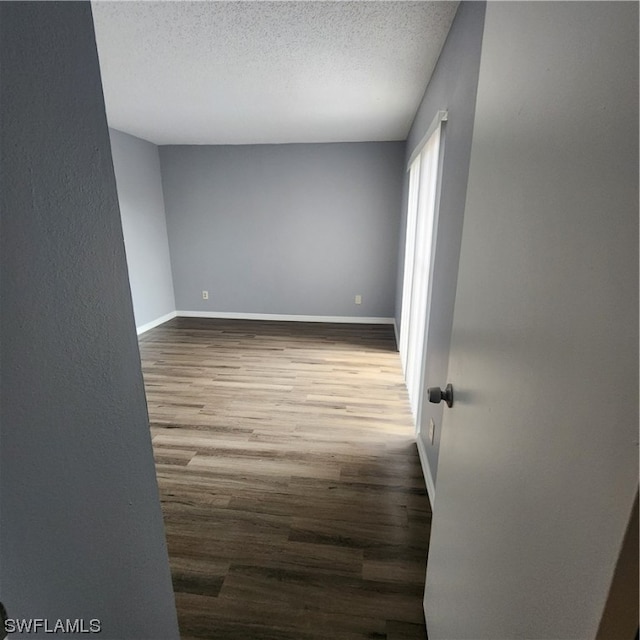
<box><xmin>159</xmin><ymin>142</ymin><xmax>404</xmax><ymax>318</ymax></box>
<box><xmin>395</xmin><ymin>1</ymin><xmax>486</xmax><ymax>483</ymax></box>
<box><xmin>109</xmin><ymin>128</ymin><xmax>176</xmax><ymax>330</ymax></box>
<box><xmin>0</xmin><ymin>3</ymin><xmax>179</xmax><ymax>637</ymax></box>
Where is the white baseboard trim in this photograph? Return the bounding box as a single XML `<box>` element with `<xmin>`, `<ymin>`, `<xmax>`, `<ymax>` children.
<box><xmin>136</xmin><ymin>311</ymin><xmax>177</xmax><ymax>336</ymax></box>
<box><xmin>175</xmin><ymin>310</ymin><xmax>395</xmax><ymax>325</ymax></box>
<box><xmin>416</xmin><ymin>434</ymin><xmax>436</xmax><ymax>508</ymax></box>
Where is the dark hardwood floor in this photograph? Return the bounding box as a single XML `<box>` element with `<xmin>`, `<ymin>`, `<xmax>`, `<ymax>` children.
<box><xmin>139</xmin><ymin>317</ymin><xmax>432</xmax><ymax>640</ymax></box>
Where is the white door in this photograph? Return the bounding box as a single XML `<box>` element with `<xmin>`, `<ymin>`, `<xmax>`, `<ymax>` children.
<box><xmin>400</xmin><ymin>107</ymin><xmax>467</xmax><ymax>504</ymax></box>
<box><xmin>424</xmin><ymin>3</ymin><xmax>638</xmax><ymax>639</ymax></box>
<box><xmin>400</xmin><ymin>123</ymin><xmax>443</xmax><ymax>423</ymax></box>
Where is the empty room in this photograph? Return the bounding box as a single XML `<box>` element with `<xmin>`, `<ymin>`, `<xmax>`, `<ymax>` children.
<box><xmin>1</xmin><ymin>2</ymin><xmax>638</xmax><ymax>640</ymax></box>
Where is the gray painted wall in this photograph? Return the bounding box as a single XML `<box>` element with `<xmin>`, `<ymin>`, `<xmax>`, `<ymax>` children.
<box><xmin>110</xmin><ymin>128</ymin><xmax>176</xmax><ymax>330</ymax></box>
<box><xmin>0</xmin><ymin>3</ymin><xmax>179</xmax><ymax>638</ymax></box>
<box><xmin>160</xmin><ymin>142</ymin><xmax>404</xmax><ymax>318</ymax></box>
<box><xmin>395</xmin><ymin>1</ymin><xmax>486</xmax><ymax>483</ymax></box>
<box><xmin>424</xmin><ymin>2</ymin><xmax>638</xmax><ymax>637</ymax></box>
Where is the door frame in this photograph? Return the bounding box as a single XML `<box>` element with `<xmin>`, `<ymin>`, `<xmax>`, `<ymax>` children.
<box><xmin>399</xmin><ymin>111</ymin><xmax>447</xmax><ymax>442</ymax></box>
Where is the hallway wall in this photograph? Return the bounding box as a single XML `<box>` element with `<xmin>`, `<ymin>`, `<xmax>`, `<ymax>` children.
<box><xmin>0</xmin><ymin>3</ymin><xmax>179</xmax><ymax>637</ymax></box>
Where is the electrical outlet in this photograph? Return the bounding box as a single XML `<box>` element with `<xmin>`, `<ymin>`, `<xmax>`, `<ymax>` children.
<box><xmin>202</xmin><ymin>290</ymin><xmax>209</xmax><ymax>300</ymax></box>
<box><xmin>428</xmin><ymin>418</ymin><xmax>435</xmax><ymax>445</ymax></box>
<box><xmin>355</xmin><ymin>294</ymin><xmax>362</xmax><ymax>305</ymax></box>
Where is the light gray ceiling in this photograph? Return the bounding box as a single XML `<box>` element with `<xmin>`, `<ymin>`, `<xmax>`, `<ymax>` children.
<box><xmin>92</xmin><ymin>1</ymin><xmax>459</xmax><ymax>145</ymax></box>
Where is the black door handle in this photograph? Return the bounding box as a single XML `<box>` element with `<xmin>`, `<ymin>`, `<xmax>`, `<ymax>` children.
<box><xmin>427</xmin><ymin>383</ymin><xmax>454</xmax><ymax>408</ymax></box>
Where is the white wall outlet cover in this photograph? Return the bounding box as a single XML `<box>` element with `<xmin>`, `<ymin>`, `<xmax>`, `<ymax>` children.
<box><xmin>355</xmin><ymin>294</ymin><xmax>362</xmax><ymax>304</ymax></box>
<box><xmin>202</xmin><ymin>290</ymin><xmax>208</xmax><ymax>300</ymax></box>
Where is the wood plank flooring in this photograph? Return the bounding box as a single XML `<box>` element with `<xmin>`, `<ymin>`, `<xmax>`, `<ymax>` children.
<box><xmin>139</xmin><ymin>318</ymin><xmax>432</xmax><ymax>640</ymax></box>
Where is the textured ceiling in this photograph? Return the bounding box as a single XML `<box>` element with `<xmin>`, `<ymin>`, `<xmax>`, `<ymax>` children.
<box><xmin>92</xmin><ymin>1</ymin><xmax>459</xmax><ymax>145</ymax></box>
